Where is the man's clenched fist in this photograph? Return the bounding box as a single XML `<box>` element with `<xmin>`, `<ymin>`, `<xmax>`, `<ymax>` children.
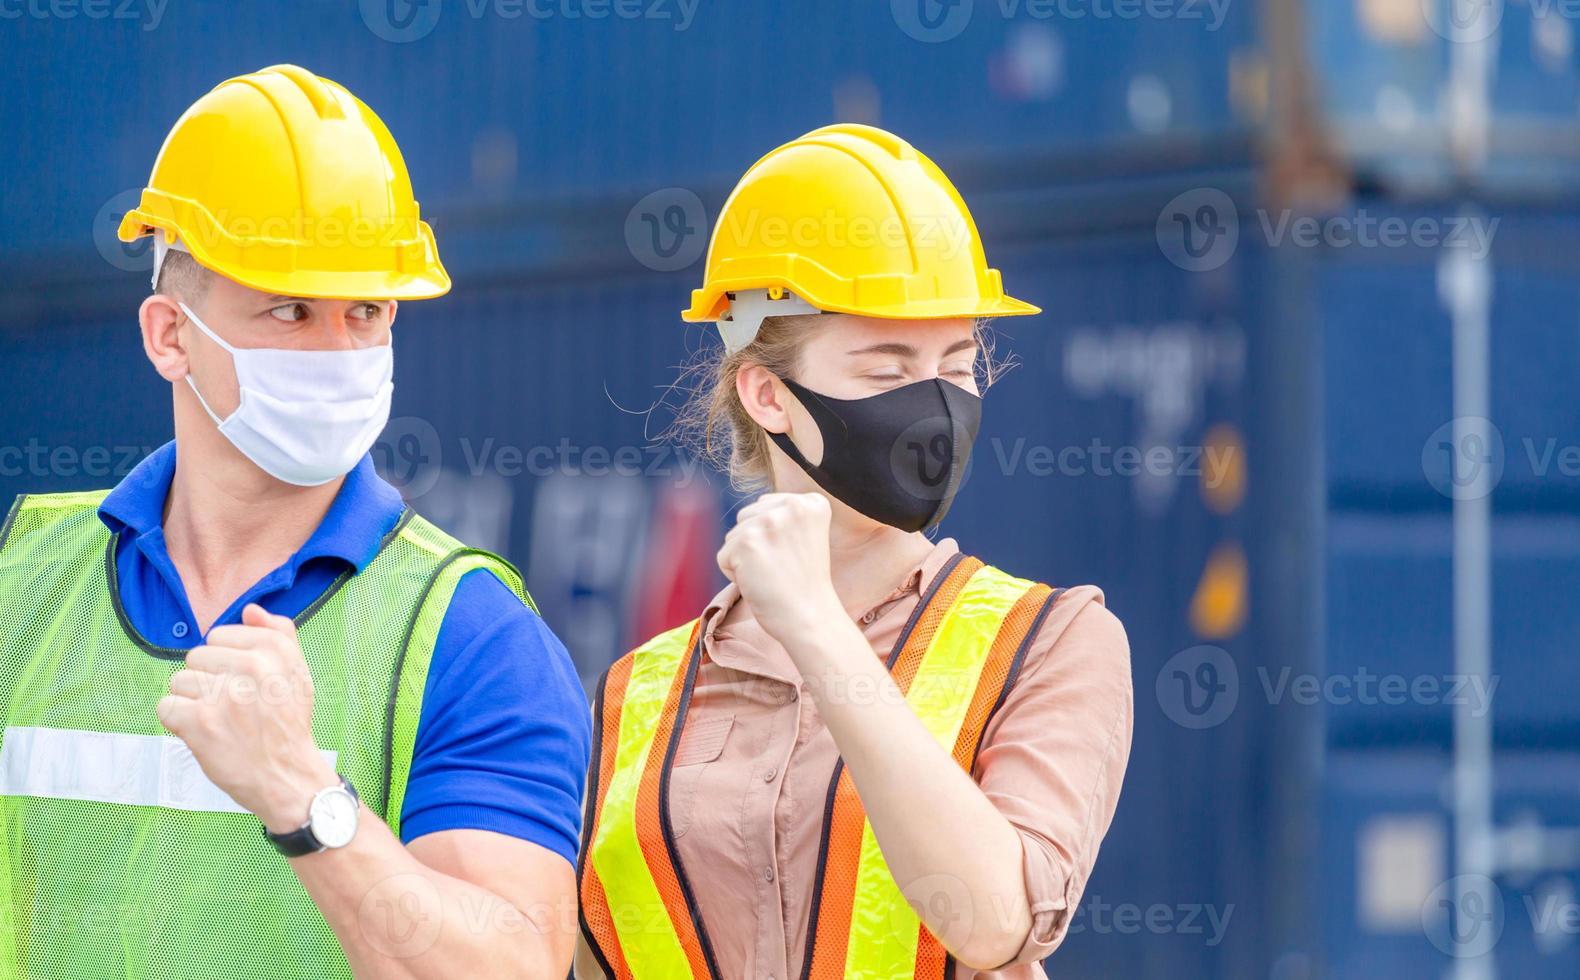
<box><xmin>157</xmin><ymin>603</ymin><xmax>339</xmax><ymax>834</ymax></box>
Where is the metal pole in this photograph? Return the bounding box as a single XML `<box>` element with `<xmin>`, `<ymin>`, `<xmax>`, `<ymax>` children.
<box><xmin>1443</xmin><ymin>5</ymin><xmax>1497</xmax><ymax>977</ymax></box>
<box><xmin>1444</xmin><ymin>234</ymin><xmax>1495</xmax><ymax>980</ymax></box>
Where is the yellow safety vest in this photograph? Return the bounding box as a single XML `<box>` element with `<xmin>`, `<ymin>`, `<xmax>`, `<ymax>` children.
<box><xmin>577</xmin><ymin>553</ymin><xmax>1060</xmax><ymax>979</ymax></box>
<box><xmin>0</xmin><ymin>491</ymin><xmax>532</xmax><ymax>978</ymax></box>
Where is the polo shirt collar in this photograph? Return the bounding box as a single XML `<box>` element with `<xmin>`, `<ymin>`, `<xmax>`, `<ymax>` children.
<box><xmin>305</xmin><ymin>455</ymin><xmax>407</xmax><ymax>571</ymax></box>
<box><xmin>98</xmin><ymin>441</ymin><xmax>406</xmax><ymax>574</ymax></box>
<box><xmin>99</xmin><ymin>441</ymin><xmax>177</xmax><ymax>541</ymax></box>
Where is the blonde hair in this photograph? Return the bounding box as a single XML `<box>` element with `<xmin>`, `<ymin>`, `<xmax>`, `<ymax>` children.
<box><xmin>666</xmin><ymin>315</ymin><xmax>1006</xmax><ymax>492</ymax></box>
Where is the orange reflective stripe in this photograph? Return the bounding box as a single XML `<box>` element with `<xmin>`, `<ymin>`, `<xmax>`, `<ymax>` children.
<box><xmin>806</xmin><ymin>769</ymin><xmax>862</xmax><ymax>980</ymax></box>
<box><xmin>632</xmin><ymin>623</ymin><xmax>718</xmax><ymax>979</ymax></box>
<box><xmin>914</xmin><ymin>582</ymin><xmax>1060</xmax><ymax>979</ymax></box>
<box><xmin>952</xmin><ymin>582</ymin><xmax>1055</xmax><ymax>769</ymax></box>
<box><xmin>581</xmin><ymin>873</ymin><xmax>630</xmax><ymax>980</ymax></box>
<box><xmin>580</xmin><ymin>655</ymin><xmax>635</xmax><ymax>980</ymax></box>
<box><xmin>580</xmin><ymin>622</ymin><xmax>719</xmax><ymax>979</ymax></box>
<box><xmin>802</xmin><ymin>554</ymin><xmax>981</xmax><ymax>980</ymax></box>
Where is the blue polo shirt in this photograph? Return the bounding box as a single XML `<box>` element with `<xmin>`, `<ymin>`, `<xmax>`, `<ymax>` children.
<box><xmin>97</xmin><ymin>442</ymin><xmax>590</xmax><ymax>867</ymax></box>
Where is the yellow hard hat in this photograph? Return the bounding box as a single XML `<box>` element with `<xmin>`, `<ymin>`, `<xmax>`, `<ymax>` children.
<box><xmin>684</xmin><ymin>124</ymin><xmax>1038</xmax><ymax>350</ymax></box>
<box><xmin>118</xmin><ymin>64</ymin><xmax>449</xmax><ymax>301</ymax></box>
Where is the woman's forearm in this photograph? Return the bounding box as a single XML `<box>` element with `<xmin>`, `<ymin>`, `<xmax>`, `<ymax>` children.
<box><xmin>784</xmin><ymin>613</ymin><xmax>1034</xmax><ymax>970</ymax></box>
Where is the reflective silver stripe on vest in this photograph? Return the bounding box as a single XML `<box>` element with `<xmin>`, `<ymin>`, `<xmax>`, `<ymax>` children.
<box><xmin>0</xmin><ymin>726</ymin><xmax>337</xmax><ymax>813</ymax></box>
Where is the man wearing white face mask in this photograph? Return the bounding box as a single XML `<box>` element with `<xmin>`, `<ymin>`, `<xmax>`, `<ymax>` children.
<box><xmin>175</xmin><ymin>265</ymin><xmax>399</xmax><ymax>487</ymax></box>
<box><xmin>0</xmin><ymin>66</ymin><xmax>589</xmax><ymax>979</ymax></box>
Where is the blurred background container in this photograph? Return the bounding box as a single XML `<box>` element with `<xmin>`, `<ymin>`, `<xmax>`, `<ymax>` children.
<box><xmin>4</xmin><ymin>0</ymin><xmax>1580</xmax><ymax>976</ymax></box>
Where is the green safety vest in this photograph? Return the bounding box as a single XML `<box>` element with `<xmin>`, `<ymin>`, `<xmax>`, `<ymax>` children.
<box><xmin>0</xmin><ymin>491</ymin><xmax>532</xmax><ymax>979</ymax></box>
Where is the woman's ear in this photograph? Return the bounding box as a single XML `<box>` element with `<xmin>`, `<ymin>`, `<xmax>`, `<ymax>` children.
<box><xmin>140</xmin><ymin>295</ymin><xmax>189</xmax><ymax>384</ymax></box>
<box><xmin>736</xmin><ymin>362</ymin><xmax>794</xmax><ymax>434</ymax></box>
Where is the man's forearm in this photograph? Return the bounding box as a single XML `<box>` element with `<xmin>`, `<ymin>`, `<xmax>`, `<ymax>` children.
<box><xmin>287</xmin><ymin>806</ymin><xmax>564</xmax><ymax>980</ymax></box>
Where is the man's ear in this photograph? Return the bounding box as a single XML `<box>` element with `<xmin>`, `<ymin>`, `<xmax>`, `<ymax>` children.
<box><xmin>140</xmin><ymin>294</ymin><xmax>188</xmax><ymax>383</ymax></box>
<box><xmin>736</xmin><ymin>362</ymin><xmax>795</xmax><ymax>435</ymax></box>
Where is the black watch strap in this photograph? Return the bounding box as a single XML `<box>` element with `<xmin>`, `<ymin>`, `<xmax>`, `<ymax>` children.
<box><xmin>263</xmin><ymin>775</ymin><xmax>359</xmax><ymax>858</ymax></box>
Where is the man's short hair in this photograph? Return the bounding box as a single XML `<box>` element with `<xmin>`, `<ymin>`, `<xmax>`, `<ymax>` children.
<box><xmin>154</xmin><ymin>249</ymin><xmax>212</xmax><ymax>304</ymax></box>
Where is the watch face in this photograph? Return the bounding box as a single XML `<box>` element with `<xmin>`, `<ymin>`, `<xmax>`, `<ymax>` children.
<box><xmin>309</xmin><ymin>787</ymin><xmax>360</xmax><ymax>849</ymax></box>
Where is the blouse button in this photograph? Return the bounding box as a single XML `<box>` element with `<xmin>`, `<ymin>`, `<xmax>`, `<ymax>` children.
<box><xmin>172</xmin><ymin>622</ymin><xmax>189</xmax><ymax>640</ymax></box>
<box><xmin>763</xmin><ymin>767</ymin><xmax>777</xmax><ymax>782</ymax></box>
<box><xmin>764</xmin><ymin>866</ymin><xmax>775</xmax><ymax>882</ymax></box>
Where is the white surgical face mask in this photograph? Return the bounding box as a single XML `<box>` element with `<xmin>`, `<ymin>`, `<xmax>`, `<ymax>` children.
<box><xmin>180</xmin><ymin>302</ymin><xmax>394</xmax><ymax>487</ymax></box>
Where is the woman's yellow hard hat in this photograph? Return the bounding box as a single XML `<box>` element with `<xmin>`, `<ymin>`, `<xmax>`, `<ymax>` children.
<box><xmin>118</xmin><ymin>64</ymin><xmax>450</xmax><ymax>301</ymax></box>
<box><xmin>685</xmin><ymin>124</ymin><xmax>1038</xmax><ymax>350</ymax></box>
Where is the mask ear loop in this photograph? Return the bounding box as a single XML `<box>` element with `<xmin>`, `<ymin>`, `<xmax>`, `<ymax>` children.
<box><xmin>178</xmin><ymin>302</ymin><xmax>237</xmax><ymax>426</ymax></box>
<box><xmin>765</xmin><ymin>377</ymin><xmax>856</xmax><ymax>504</ymax></box>
<box><xmin>764</xmin><ymin>376</ymin><xmax>820</xmax><ymax>472</ymax></box>
<box><xmin>766</xmin><ymin>428</ymin><xmax>819</xmax><ymax>476</ymax></box>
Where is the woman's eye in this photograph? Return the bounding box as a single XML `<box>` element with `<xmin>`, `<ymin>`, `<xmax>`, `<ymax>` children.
<box><xmin>268</xmin><ymin>303</ymin><xmax>309</xmax><ymax>323</ymax></box>
<box><xmin>349</xmin><ymin>303</ymin><xmax>384</xmax><ymax>322</ymax></box>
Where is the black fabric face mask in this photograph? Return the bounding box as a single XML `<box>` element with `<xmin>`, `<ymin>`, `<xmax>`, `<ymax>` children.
<box><xmin>768</xmin><ymin>376</ymin><xmax>983</xmax><ymax>533</ymax></box>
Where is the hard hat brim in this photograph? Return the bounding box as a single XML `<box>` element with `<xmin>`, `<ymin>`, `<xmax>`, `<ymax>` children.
<box><xmin>683</xmin><ymin>287</ymin><xmax>1040</xmax><ymax>323</ymax></box>
<box><xmin>121</xmin><ymin>213</ymin><xmax>451</xmax><ymax>301</ymax></box>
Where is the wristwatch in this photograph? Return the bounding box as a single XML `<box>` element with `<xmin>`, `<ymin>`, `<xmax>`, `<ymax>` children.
<box><xmin>263</xmin><ymin>775</ymin><xmax>361</xmax><ymax>857</ymax></box>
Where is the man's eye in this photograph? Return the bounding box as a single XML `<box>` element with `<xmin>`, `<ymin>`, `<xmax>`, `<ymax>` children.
<box><xmin>349</xmin><ymin>303</ymin><xmax>384</xmax><ymax>321</ymax></box>
<box><xmin>268</xmin><ymin>303</ymin><xmax>309</xmax><ymax>323</ymax></box>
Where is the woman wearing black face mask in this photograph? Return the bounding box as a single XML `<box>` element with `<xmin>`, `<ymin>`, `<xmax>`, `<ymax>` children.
<box><xmin>576</xmin><ymin>126</ymin><xmax>1134</xmax><ymax>980</ymax></box>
